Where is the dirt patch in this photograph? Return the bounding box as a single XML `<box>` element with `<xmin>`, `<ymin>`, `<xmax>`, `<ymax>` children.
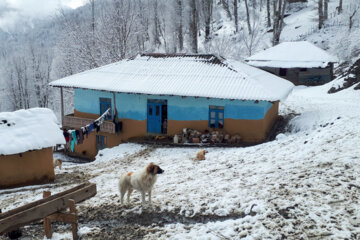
<box><xmin>78</xmin><ymin>203</ymin><xmax>249</xmax><ymax>227</ymax></box>
<box><xmin>9</xmin><ymin>203</ymin><xmax>252</xmax><ymax>240</ymax></box>
<box><xmin>54</xmin><ymin>170</ymin><xmax>93</xmax><ymax>186</ymax></box>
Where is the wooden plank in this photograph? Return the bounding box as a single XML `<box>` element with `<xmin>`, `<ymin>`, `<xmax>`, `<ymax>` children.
<box><xmin>43</xmin><ymin>191</ymin><xmax>52</xmax><ymax>239</ymax></box>
<box><xmin>0</xmin><ymin>182</ymin><xmax>89</xmax><ymax>219</ymax></box>
<box><xmin>0</xmin><ymin>183</ymin><xmax>96</xmax><ymax>233</ymax></box>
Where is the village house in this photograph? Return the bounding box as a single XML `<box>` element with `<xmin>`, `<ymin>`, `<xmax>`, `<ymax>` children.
<box><xmin>0</xmin><ymin>108</ymin><xmax>65</xmax><ymax>189</ymax></box>
<box><xmin>50</xmin><ymin>54</ymin><xmax>294</xmax><ymax>159</ymax></box>
<box><xmin>246</xmin><ymin>41</ymin><xmax>338</xmax><ymax>86</ymax></box>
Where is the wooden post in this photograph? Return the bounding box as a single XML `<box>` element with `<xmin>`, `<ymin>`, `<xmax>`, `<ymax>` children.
<box><xmin>60</xmin><ymin>87</ymin><xmax>64</xmax><ymax>124</ymax></box>
<box><xmin>43</xmin><ymin>191</ymin><xmax>52</xmax><ymax>239</ymax></box>
<box><xmin>68</xmin><ymin>200</ymin><xmax>78</xmax><ymax>240</ymax></box>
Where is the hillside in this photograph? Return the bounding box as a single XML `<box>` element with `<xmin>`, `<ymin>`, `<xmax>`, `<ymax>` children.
<box><xmin>0</xmin><ymin>0</ymin><xmax>359</xmax><ymax>114</ymax></box>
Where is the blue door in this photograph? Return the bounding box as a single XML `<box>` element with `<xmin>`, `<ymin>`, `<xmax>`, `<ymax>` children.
<box><xmin>147</xmin><ymin>102</ymin><xmax>162</xmax><ymax>133</ymax></box>
<box><xmin>209</xmin><ymin>106</ymin><xmax>224</xmax><ymax>129</ymax></box>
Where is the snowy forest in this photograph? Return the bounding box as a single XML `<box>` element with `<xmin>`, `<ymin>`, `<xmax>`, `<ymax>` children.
<box><xmin>0</xmin><ymin>0</ymin><xmax>359</xmax><ymax>113</ymax></box>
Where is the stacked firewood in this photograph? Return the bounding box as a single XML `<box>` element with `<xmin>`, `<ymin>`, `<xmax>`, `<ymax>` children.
<box><xmin>174</xmin><ymin>128</ymin><xmax>242</xmax><ymax>144</ymax></box>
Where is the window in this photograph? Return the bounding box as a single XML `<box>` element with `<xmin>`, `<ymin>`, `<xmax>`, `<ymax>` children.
<box><xmin>156</xmin><ymin>105</ymin><xmax>160</xmax><ymax>116</ymax></box>
<box><xmin>279</xmin><ymin>68</ymin><xmax>287</xmax><ymax>76</ymax></box>
<box><xmin>209</xmin><ymin>106</ymin><xmax>224</xmax><ymax>129</ymax></box>
<box><xmin>99</xmin><ymin>98</ymin><xmax>112</xmax><ymax>119</ymax></box>
<box><xmin>148</xmin><ymin>105</ymin><xmax>153</xmax><ymax>115</ymax></box>
<box><xmin>96</xmin><ymin>135</ymin><xmax>107</xmax><ymax>151</ymax></box>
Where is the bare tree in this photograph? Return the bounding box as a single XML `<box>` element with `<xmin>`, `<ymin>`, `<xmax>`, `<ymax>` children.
<box><xmin>318</xmin><ymin>0</ymin><xmax>324</xmax><ymax>29</ymax></box>
<box><xmin>349</xmin><ymin>5</ymin><xmax>360</xmax><ymax>30</ymax></box>
<box><xmin>244</xmin><ymin>0</ymin><xmax>252</xmax><ymax>34</ymax></box>
<box><xmin>189</xmin><ymin>0</ymin><xmax>198</xmax><ymax>53</ymax></box>
<box><xmin>272</xmin><ymin>0</ymin><xmax>287</xmax><ymax>46</ymax></box>
<box><xmin>267</xmin><ymin>0</ymin><xmax>271</xmax><ymax>28</ymax></box>
<box><xmin>234</xmin><ymin>0</ymin><xmax>239</xmax><ymax>32</ymax></box>
<box><xmin>176</xmin><ymin>0</ymin><xmax>184</xmax><ymax>51</ymax></box>
<box><xmin>337</xmin><ymin>0</ymin><xmax>343</xmax><ymax>14</ymax></box>
<box><xmin>202</xmin><ymin>0</ymin><xmax>213</xmax><ymax>42</ymax></box>
<box><xmin>241</xmin><ymin>14</ymin><xmax>263</xmax><ymax>56</ymax></box>
<box><xmin>152</xmin><ymin>0</ymin><xmax>161</xmax><ymax>48</ymax></box>
<box><xmin>324</xmin><ymin>0</ymin><xmax>328</xmax><ymax>20</ymax></box>
<box><xmin>221</xmin><ymin>0</ymin><xmax>232</xmax><ymax>20</ymax></box>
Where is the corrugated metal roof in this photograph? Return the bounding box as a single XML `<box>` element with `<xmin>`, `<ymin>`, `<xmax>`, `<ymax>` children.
<box><xmin>50</xmin><ymin>54</ymin><xmax>294</xmax><ymax>101</ymax></box>
<box><xmin>246</xmin><ymin>41</ymin><xmax>338</xmax><ymax>68</ymax></box>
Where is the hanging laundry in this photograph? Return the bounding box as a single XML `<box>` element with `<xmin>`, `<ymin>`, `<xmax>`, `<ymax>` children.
<box><xmin>62</xmin><ymin>107</ymin><xmax>111</xmax><ymax>151</ymax></box>
<box><xmin>78</xmin><ymin>129</ymin><xmax>84</xmax><ymax>144</ymax></box>
<box><xmin>75</xmin><ymin>130</ymin><xmax>80</xmax><ymax>142</ymax></box>
<box><xmin>95</xmin><ymin>122</ymin><xmax>101</xmax><ymax>132</ymax></box>
<box><xmin>89</xmin><ymin>123</ymin><xmax>94</xmax><ymax>132</ymax></box>
<box><xmin>84</xmin><ymin>125</ymin><xmax>89</xmax><ymax>137</ymax></box>
<box><xmin>63</xmin><ymin>129</ymin><xmax>70</xmax><ymax>142</ymax></box>
<box><xmin>72</xmin><ymin>131</ymin><xmax>77</xmax><ymax>145</ymax></box>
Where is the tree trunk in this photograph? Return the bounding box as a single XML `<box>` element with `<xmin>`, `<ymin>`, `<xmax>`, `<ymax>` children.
<box><xmin>234</xmin><ymin>0</ymin><xmax>238</xmax><ymax>33</ymax></box>
<box><xmin>189</xmin><ymin>0</ymin><xmax>198</xmax><ymax>53</ymax></box>
<box><xmin>244</xmin><ymin>0</ymin><xmax>251</xmax><ymax>34</ymax></box>
<box><xmin>267</xmin><ymin>0</ymin><xmax>271</xmax><ymax>28</ymax></box>
<box><xmin>324</xmin><ymin>0</ymin><xmax>328</xmax><ymax>20</ymax></box>
<box><xmin>338</xmin><ymin>0</ymin><xmax>343</xmax><ymax>14</ymax></box>
<box><xmin>272</xmin><ymin>0</ymin><xmax>287</xmax><ymax>46</ymax></box>
<box><xmin>349</xmin><ymin>8</ymin><xmax>359</xmax><ymax>30</ymax></box>
<box><xmin>221</xmin><ymin>0</ymin><xmax>232</xmax><ymax>20</ymax></box>
<box><xmin>153</xmin><ymin>0</ymin><xmax>161</xmax><ymax>47</ymax></box>
<box><xmin>176</xmin><ymin>0</ymin><xmax>184</xmax><ymax>51</ymax></box>
<box><xmin>318</xmin><ymin>0</ymin><xmax>324</xmax><ymax>29</ymax></box>
<box><xmin>203</xmin><ymin>0</ymin><xmax>213</xmax><ymax>42</ymax></box>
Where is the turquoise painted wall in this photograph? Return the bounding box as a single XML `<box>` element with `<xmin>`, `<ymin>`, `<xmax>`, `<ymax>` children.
<box><xmin>74</xmin><ymin>89</ymin><xmax>273</xmax><ymax>121</ymax></box>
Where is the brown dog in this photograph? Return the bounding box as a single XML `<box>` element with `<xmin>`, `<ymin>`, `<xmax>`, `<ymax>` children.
<box><xmin>196</xmin><ymin>150</ymin><xmax>208</xmax><ymax>160</ymax></box>
<box><xmin>53</xmin><ymin>158</ymin><xmax>63</xmax><ymax>170</ymax></box>
<box><xmin>118</xmin><ymin>163</ymin><xmax>164</xmax><ymax>205</ymax></box>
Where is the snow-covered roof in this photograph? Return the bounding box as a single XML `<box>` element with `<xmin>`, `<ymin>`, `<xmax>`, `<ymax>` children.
<box><xmin>0</xmin><ymin>108</ymin><xmax>65</xmax><ymax>155</ymax></box>
<box><xmin>246</xmin><ymin>41</ymin><xmax>338</xmax><ymax>68</ymax></box>
<box><xmin>50</xmin><ymin>54</ymin><xmax>294</xmax><ymax>102</ymax></box>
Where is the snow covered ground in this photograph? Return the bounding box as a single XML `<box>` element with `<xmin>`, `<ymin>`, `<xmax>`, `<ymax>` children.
<box><xmin>1</xmin><ymin>83</ymin><xmax>360</xmax><ymax>239</ymax></box>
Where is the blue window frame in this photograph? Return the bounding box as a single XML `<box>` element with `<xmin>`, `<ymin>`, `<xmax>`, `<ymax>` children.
<box><xmin>99</xmin><ymin>97</ymin><xmax>112</xmax><ymax>119</ymax></box>
<box><xmin>96</xmin><ymin>135</ymin><xmax>107</xmax><ymax>150</ymax></box>
<box><xmin>209</xmin><ymin>106</ymin><xmax>224</xmax><ymax>129</ymax></box>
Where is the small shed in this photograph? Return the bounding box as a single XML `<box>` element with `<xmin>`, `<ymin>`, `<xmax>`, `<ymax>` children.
<box><xmin>0</xmin><ymin>108</ymin><xmax>65</xmax><ymax>189</ymax></box>
<box><xmin>246</xmin><ymin>41</ymin><xmax>338</xmax><ymax>86</ymax></box>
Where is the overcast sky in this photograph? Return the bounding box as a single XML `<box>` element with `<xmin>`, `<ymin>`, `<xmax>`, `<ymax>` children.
<box><xmin>0</xmin><ymin>0</ymin><xmax>87</xmax><ymax>31</ymax></box>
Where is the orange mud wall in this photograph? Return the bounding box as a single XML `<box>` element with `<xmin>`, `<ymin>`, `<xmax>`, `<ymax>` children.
<box><xmin>167</xmin><ymin>102</ymin><xmax>279</xmax><ymax>142</ymax></box>
<box><xmin>70</xmin><ymin>110</ymin><xmax>146</xmax><ymax>159</ymax></box>
<box><xmin>70</xmin><ymin>89</ymin><xmax>280</xmax><ymax>159</ymax></box>
<box><xmin>0</xmin><ymin>147</ymin><xmax>55</xmax><ymax>189</ymax></box>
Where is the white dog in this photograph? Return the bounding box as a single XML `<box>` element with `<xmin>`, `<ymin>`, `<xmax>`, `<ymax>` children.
<box><xmin>119</xmin><ymin>163</ymin><xmax>164</xmax><ymax>205</ymax></box>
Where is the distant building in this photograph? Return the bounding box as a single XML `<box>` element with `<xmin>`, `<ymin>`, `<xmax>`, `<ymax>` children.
<box><xmin>50</xmin><ymin>54</ymin><xmax>294</xmax><ymax>159</ymax></box>
<box><xmin>0</xmin><ymin>108</ymin><xmax>65</xmax><ymax>189</ymax></box>
<box><xmin>246</xmin><ymin>41</ymin><xmax>338</xmax><ymax>86</ymax></box>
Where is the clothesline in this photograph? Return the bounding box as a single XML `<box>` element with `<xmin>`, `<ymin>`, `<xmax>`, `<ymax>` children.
<box><xmin>63</xmin><ymin>108</ymin><xmax>112</xmax><ymax>152</ymax></box>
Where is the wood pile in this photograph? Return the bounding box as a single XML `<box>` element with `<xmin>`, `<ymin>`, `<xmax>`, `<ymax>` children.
<box><xmin>174</xmin><ymin>128</ymin><xmax>242</xmax><ymax>144</ymax></box>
